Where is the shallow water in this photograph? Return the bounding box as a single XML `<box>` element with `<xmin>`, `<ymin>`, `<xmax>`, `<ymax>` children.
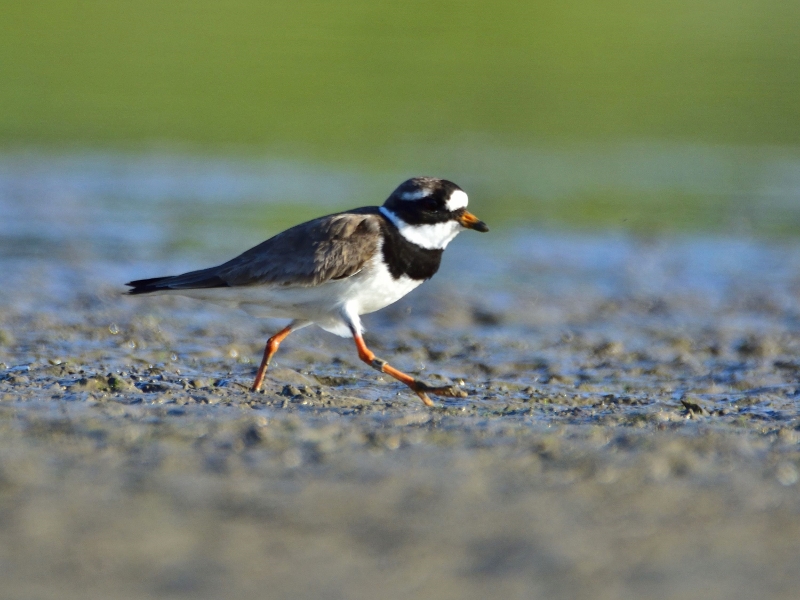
<box><xmin>2</xmin><ymin>158</ymin><xmax>800</xmax><ymax>599</ymax></box>
<box><xmin>4</xmin><ymin>223</ymin><xmax>800</xmax><ymax>420</ymax></box>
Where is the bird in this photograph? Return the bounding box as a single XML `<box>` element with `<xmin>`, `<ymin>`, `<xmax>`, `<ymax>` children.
<box><xmin>126</xmin><ymin>177</ymin><xmax>488</xmax><ymax>406</ymax></box>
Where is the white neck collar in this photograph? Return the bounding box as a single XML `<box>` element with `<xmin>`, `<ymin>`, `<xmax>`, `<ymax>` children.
<box><xmin>379</xmin><ymin>207</ymin><xmax>462</xmax><ymax>250</ymax></box>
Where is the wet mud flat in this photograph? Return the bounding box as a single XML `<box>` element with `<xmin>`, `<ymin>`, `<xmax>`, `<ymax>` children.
<box><xmin>2</xmin><ymin>233</ymin><xmax>800</xmax><ymax>599</ymax></box>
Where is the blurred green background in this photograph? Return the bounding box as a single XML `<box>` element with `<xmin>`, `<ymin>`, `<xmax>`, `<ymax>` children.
<box><xmin>2</xmin><ymin>0</ymin><xmax>799</xmax><ymax>234</ymax></box>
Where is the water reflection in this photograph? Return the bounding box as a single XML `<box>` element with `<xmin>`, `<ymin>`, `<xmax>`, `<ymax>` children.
<box><xmin>2</xmin><ymin>151</ymin><xmax>800</xmax><ymax>423</ymax></box>
<box><xmin>1</xmin><ymin>149</ymin><xmax>799</xmax><ymax>329</ymax></box>
<box><xmin>1</xmin><ymin>146</ymin><xmax>799</xmax><ymax>267</ymax></box>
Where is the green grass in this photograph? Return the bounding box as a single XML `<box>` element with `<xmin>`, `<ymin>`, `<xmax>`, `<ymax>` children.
<box><xmin>2</xmin><ymin>1</ymin><xmax>800</xmax><ymax>233</ymax></box>
<box><xmin>2</xmin><ymin>1</ymin><xmax>799</xmax><ymax>157</ymax></box>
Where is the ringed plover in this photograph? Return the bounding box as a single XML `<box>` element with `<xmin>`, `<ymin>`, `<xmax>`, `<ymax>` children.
<box><xmin>126</xmin><ymin>177</ymin><xmax>488</xmax><ymax>406</ymax></box>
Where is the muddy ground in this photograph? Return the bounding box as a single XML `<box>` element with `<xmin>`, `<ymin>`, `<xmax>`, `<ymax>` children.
<box><xmin>2</xmin><ymin>232</ymin><xmax>800</xmax><ymax>599</ymax></box>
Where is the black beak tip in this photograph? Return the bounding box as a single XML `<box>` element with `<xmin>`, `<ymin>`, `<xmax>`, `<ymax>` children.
<box><xmin>474</xmin><ymin>221</ymin><xmax>489</xmax><ymax>233</ymax></box>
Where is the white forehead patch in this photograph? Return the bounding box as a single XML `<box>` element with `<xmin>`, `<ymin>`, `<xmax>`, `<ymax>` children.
<box><xmin>400</xmin><ymin>189</ymin><xmax>429</xmax><ymax>201</ymax></box>
<box><xmin>445</xmin><ymin>190</ymin><xmax>469</xmax><ymax>211</ymax></box>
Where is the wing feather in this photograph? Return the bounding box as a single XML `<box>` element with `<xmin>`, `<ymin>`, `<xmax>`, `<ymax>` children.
<box><xmin>126</xmin><ymin>209</ymin><xmax>382</xmax><ymax>294</ymax></box>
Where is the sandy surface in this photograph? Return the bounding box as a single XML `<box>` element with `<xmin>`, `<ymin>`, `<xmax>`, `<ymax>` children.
<box><xmin>2</xmin><ymin>232</ymin><xmax>800</xmax><ymax>599</ymax></box>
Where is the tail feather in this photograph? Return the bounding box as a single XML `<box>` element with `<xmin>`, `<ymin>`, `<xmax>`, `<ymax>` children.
<box><xmin>126</xmin><ymin>268</ymin><xmax>230</xmax><ymax>295</ymax></box>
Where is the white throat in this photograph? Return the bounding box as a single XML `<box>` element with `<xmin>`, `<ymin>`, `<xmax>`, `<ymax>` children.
<box><xmin>379</xmin><ymin>207</ymin><xmax>462</xmax><ymax>250</ymax></box>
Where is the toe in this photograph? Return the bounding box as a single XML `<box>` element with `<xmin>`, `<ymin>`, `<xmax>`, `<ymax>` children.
<box><xmin>416</xmin><ymin>382</ymin><xmax>468</xmax><ymax>398</ymax></box>
<box><xmin>413</xmin><ymin>390</ymin><xmax>435</xmax><ymax>407</ymax></box>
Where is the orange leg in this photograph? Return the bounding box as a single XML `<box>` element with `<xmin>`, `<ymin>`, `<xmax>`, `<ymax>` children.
<box><xmin>251</xmin><ymin>324</ymin><xmax>295</xmax><ymax>392</ymax></box>
<box><xmin>352</xmin><ymin>333</ymin><xmax>467</xmax><ymax>407</ymax></box>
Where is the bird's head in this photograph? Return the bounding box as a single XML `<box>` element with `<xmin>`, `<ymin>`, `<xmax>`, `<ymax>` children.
<box><xmin>380</xmin><ymin>177</ymin><xmax>488</xmax><ymax>250</ymax></box>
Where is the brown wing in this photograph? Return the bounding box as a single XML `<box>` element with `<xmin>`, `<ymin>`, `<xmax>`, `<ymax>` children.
<box><xmin>127</xmin><ymin>209</ymin><xmax>383</xmax><ymax>294</ymax></box>
<box><xmin>219</xmin><ymin>210</ymin><xmax>382</xmax><ymax>286</ymax></box>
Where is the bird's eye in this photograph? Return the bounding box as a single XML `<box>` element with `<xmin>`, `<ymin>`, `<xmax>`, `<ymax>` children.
<box><xmin>422</xmin><ymin>198</ymin><xmax>438</xmax><ymax>211</ymax></box>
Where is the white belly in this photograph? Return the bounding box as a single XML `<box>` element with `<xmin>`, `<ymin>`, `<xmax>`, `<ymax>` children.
<box><xmin>165</xmin><ymin>255</ymin><xmax>424</xmax><ymax>337</ymax></box>
<box><xmin>340</xmin><ymin>256</ymin><xmax>423</xmax><ymax>315</ymax></box>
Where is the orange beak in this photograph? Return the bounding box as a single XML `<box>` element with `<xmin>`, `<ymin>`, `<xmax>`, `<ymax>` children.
<box><xmin>457</xmin><ymin>210</ymin><xmax>489</xmax><ymax>232</ymax></box>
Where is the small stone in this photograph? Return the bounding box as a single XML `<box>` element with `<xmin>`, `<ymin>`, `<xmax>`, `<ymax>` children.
<box><xmin>593</xmin><ymin>341</ymin><xmax>623</xmax><ymax>357</ymax></box>
<box><xmin>680</xmin><ymin>398</ymin><xmax>708</xmax><ymax>416</ymax></box>
<box><xmin>472</xmin><ymin>307</ymin><xmax>503</xmax><ymax>326</ymax></box>
<box><xmin>72</xmin><ymin>375</ymin><xmax>109</xmax><ymax>392</ymax></box>
<box><xmin>776</xmin><ymin>462</ymin><xmax>798</xmax><ymax>486</ymax></box>
<box><xmin>242</xmin><ymin>424</ymin><xmax>263</xmax><ymax>447</ymax></box>
<box><xmin>107</xmin><ymin>375</ymin><xmax>137</xmax><ymax>393</ymax></box>
<box><xmin>736</xmin><ymin>335</ymin><xmax>779</xmax><ymax>358</ymax></box>
<box><xmin>281</xmin><ymin>384</ymin><xmax>302</xmax><ymax>397</ymax></box>
<box><xmin>138</xmin><ymin>382</ymin><xmax>170</xmax><ymax>393</ymax></box>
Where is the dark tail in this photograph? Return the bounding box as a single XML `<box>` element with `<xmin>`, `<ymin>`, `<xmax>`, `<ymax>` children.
<box><xmin>126</xmin><ymin>268</ymin><xmax>230</xmax><ymax>295</ymax></box>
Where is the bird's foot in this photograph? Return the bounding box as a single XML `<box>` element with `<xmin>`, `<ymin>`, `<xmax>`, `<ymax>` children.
<box><xmin>420</xmin><ymin>383</ymin><xmax>469</xmax><ymax>398</ymax></box>
<box><xmin>410</xmin><ymin>381</ymin><xmax>468</xmax><ymax>406</ymax></box>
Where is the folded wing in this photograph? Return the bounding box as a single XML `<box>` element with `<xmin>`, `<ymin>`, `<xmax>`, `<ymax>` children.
<box><xmin>126</xmin><ymin>210</ymin><xmax>382</xmax><ymax>295</ymax></box>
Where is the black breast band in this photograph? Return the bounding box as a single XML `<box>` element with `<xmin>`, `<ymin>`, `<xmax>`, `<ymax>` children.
<box><xmin>378</xmin><ymin>219</ymin><xmax>443</xmax><ymax>281</ymax></box>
